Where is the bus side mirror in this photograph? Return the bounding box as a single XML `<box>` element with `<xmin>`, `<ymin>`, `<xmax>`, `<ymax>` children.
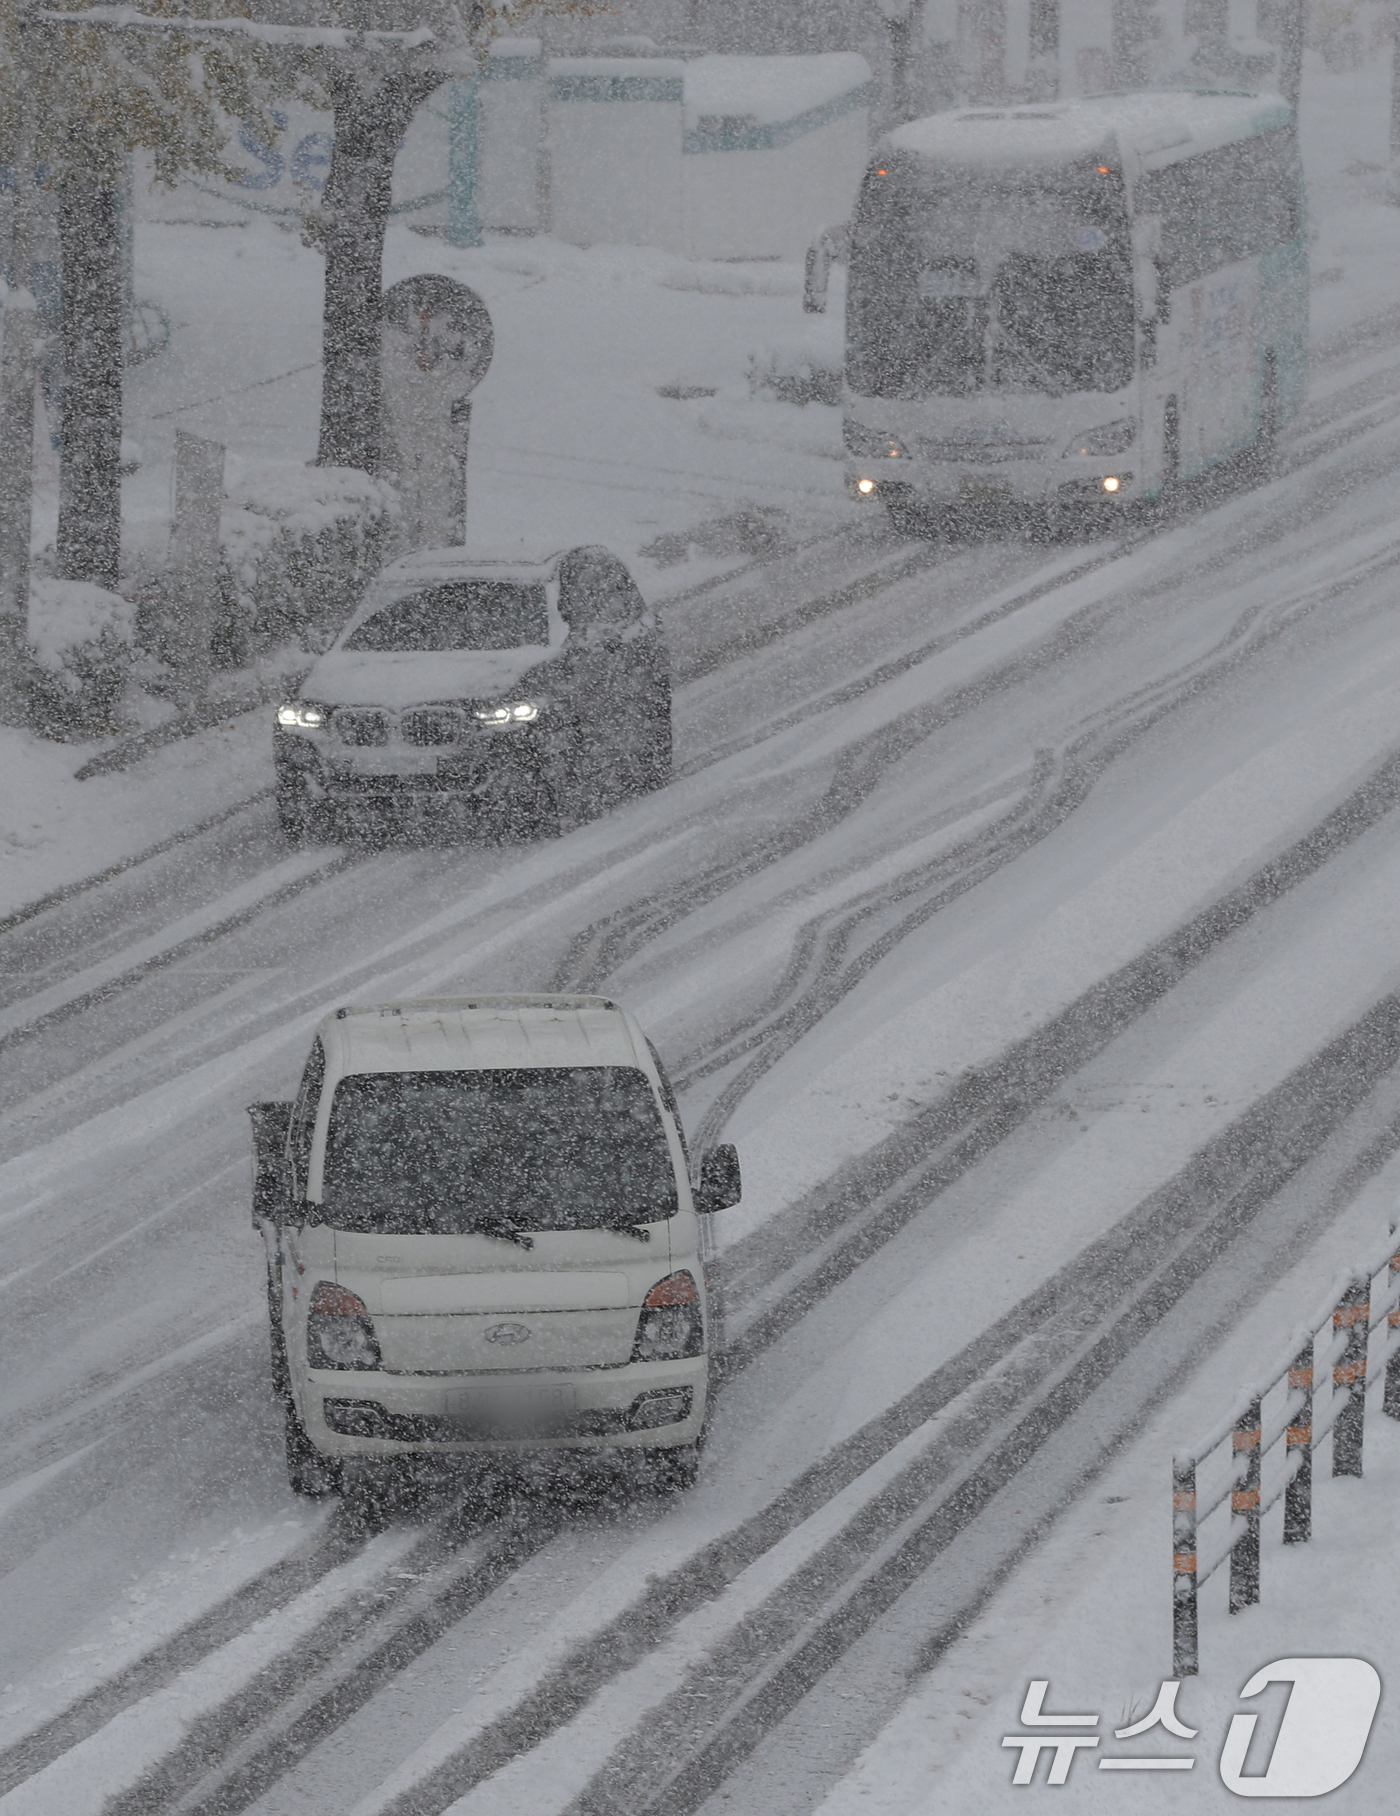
<box><xmin>804</xmin><ymin>223</ymin><xmax>849</xmax><ymax>314</ymax></box>
<box><xmin>1131</xmin><ymin>214</ymin><xmax>1166</xmax><ymax>325</ymax></box>
<box><xmin>1136</xmin><ymin>256</ymin><xmax>1159</xmax><ymax>323</ymax></box>
<box><xmin>804</xmin><ymin>243</ymin><xmax>830</xmax><ymax>314</ymax></box>
<box><xmin>248</xmin><ymin>1101</ymin><xmax>294</xmax><ymax>1227</ymax></box>
<box><xmin>696</xmin><ymin>1143</ymin><xmax>741</xmax><ymax>1213</ymax></box>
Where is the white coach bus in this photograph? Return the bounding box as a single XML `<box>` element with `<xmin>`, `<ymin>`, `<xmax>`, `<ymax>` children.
<box><xmin>814</xmin><ymin>92</ymin><xmax>1307</xmax><ymax>533</ymax></box>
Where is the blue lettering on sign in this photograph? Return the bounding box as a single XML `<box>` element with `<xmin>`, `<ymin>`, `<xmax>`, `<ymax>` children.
<box><xmin>291</xmin><ymin>131</ymin><xmax>333</xmax><ymax>191</ymax></box>
<box><xmin>235</xmin><ymin>113</ymin><xmax>288</xmax><ymax>190</ymax></box>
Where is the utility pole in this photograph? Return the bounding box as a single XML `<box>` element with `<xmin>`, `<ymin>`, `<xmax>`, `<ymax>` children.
<box><xmin>872</xmin><ymin>0</ymin><xmax>926</xmax><ymax>123</ymax></box>
<box><xmin>0</xmin><ymin>63</ymin><xmax>38</xmax><ymax>724</ymax></box>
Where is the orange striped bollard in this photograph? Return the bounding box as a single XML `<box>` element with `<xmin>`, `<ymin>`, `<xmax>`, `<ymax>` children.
<box><xmin>1333</xmin><ymin>1276</ymin><xmax>1369</xmax><ymax>1478</ymax></box>
<box><xmin>1172</xmin><ymin>1456</ymin><xmax>1198</xmax><ymax>1676</ymax></box>
<box><xmin>1229</xmin><ymin>1397</ymin><xmax>1262</xmax><ymax>1613</ymax></box>
<box><xmin>1283</xmin><ymin>1338</ymin><xmax>1313</xmax><ymax>1545</ymax></box>
<box><xmin>1384</xmin><ymin>1247</ymin><xmax>1400</xmax><ymax>1420</ymax></box>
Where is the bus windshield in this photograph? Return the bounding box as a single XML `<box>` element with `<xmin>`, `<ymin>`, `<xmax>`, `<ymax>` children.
<box><xmin>847</xmin><ymin>159</ymin><xmax>1135</xmax><ymax>400</ymax></box>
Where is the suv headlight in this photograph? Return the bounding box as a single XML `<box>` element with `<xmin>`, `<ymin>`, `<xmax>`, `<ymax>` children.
<box><xmin>844</xmin><ymin>422</ymin><xmax>909</xmax><ymax>459</ymax></box>
<box><xmin>1064</xmin><ymin>420</ymin><xmax>1136</xmax><ymax>457</ymax></box>
<box><xmin>277</xmin><ymin>702</ymin><xmax>327</xmax><ymax>729</ymax></box>
<box><xmin>474</xmin><ymin>700</ymin><xmax>541</xmax><ymax>726</ymax></box>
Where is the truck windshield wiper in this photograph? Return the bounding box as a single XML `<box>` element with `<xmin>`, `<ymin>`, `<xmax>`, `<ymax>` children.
<box><xmin>466</xmin><ymin>1215</ymin><xmax>535</xmax><ymax>1250</ymax></box>
<box><xmin>595</xmin><ymin>1214</ymin><xmax>653</xmax><ymax>1241</ymax></box>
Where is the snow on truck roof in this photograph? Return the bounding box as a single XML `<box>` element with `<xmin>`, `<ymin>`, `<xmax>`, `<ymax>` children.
<box><xmin>320</xmin><ymin>997</ymin><xmax>650</xmax><ymax>1077</ymax></box>
<box><xmin>883</xmin><ymin>90</ymin><xmax>1292</xmax><ymax>173</ymax></box>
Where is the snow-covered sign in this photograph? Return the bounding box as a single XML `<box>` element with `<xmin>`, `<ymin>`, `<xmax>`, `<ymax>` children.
<box><xmin>133</xmin><ymin>98</ymin><xmax>453</xmax><ymax>229</ymax></box>
<box><xmin>380</xmin><ymin>275</ymin><xmax>493</xmax><ymax>549</ymax></box>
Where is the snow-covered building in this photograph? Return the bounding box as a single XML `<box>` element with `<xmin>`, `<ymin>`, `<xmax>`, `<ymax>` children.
<box><xmin>544</xmin><ymin>52</ymin><xmax>872</xmax><ymax>259</ymax></box>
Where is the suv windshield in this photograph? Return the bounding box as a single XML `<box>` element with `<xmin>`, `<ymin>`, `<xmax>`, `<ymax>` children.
<box><xmin>343</xmin><ymin>581</ymin><xmax>549</xmax><ymax>652</ymax></box>
<box><xmin>847</xmin><ymin>156</ymin><xmax>1135</xmax><ymax>399</ymax></box>
<box><xmin>319</xmin><ymin>1067</ymin><xmax>678</xmax><ymax>1235</ymax></box>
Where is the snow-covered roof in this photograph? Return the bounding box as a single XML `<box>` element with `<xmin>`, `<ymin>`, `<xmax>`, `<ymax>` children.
<box><xmin>884</xmin><ymin>91</ymin><xmax>1292</xmax><ymax>173</ymax></box>
<box><xmin>321</xmin><ymin>996</ymin><xmax>646</xmax><ymax>1077</ymax></box>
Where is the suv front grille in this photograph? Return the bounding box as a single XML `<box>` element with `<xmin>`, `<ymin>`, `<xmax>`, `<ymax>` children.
<box><xmin>335</xmin><ymin>708</ymin><xmax>391</xmax><ymax>747</ymax></box>
<box><xmin>401</xmin><ymin>708</ymin><xmax>465</xmax><ymax>747</ymax></box>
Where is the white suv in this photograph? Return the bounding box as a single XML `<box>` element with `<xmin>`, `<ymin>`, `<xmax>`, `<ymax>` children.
<box><xmin>249</xmin><ymin>996</ymin><xmax>740</xmax><ymax>1497</ymax></box>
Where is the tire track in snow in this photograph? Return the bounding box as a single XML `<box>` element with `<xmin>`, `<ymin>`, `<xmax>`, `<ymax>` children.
<box><xmin>326</xmin><ymin>1003</ymin><xmax>1400</xmax><ymax>1816</ymax></box>
<box><xmin>19</xmin><ymin>722</ymin><xmax>1400</xmax><ymax>1816</ymax></box>
<box><xmin>5</xmin><ymin>297</ymin><xmax>1397</xmax><ymax>1052</ymax></box>
<box><xmin>678</xmin><ymin>520</ymin><xmax>1400</xmax><ymax>1153</ymax></box>
<box><xmin>8</xmin><ymin>326</ymin><xmax>1400</xmax><ymax>1801</ymax></box>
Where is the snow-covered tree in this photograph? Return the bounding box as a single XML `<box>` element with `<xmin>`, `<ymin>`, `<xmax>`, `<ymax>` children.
<box><xmin>306</xmin><ymin>1</ymin><xmax>601</xmax><ymax>478</ymax></box>
<box><xmin>0</xmin><ymin>1</ymin><xmax>285</xmax><ymax>591</ymax></box>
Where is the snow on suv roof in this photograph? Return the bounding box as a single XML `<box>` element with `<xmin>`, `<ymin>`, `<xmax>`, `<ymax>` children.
<box><xmin>321</xmin><ymin>995</ymin><xmax>648</xmax><ymax>1076</ymax></box>
<box><xmin>372</xmin><ymin>545</ymin><xmax>568</xmax><ymax>589</ymax></box>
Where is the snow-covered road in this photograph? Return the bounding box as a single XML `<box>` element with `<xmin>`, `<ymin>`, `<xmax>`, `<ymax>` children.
<box><xmin>7</xmin><ymin>281</ymin><xmax>1400</xmax><ymax>1815</ymax></box>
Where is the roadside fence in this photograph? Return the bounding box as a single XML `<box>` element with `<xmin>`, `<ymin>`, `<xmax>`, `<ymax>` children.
<box><xmin>1172</xmin><ymin>1233</ymin><xmax>1400</xmax><ymax>1674</ymax></box>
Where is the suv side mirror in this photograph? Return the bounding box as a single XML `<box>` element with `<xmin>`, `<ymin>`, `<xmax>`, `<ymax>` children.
<box><xmin>695</xmin><ymin>1142</ymin><xmax>741</xmax><ymax>1213</ymax></box>
<box><xmin>248</xmin><ymin>1101</ymin><xmax>294</xmax><ymax>1227</ymax></box>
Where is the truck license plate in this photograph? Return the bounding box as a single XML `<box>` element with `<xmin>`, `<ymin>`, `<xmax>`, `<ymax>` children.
<box><xmin>446</xmin><ymin>1383</ymin><xmax>577</xmax><ymax>1422</ymax></box>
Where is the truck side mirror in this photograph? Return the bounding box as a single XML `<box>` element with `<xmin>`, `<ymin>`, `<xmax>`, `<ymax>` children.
<box><xmin>695</xmin><ymin>1142</ymin><xmax>741</xmax><ymax>1213</ymax></box>
<box><xmin>248</xmin><ymin>1101</ymin><xmax>294</xmax><ymax>1227</ymax></box>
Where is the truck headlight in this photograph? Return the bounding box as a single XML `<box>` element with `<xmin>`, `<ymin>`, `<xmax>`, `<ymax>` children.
<box><xmin>307</xmin><ymin>1282</ymin><xmax>381</xmax><ymax>1371</ymax></box>
<box><xmin>632</xmin><ymin>1271</ymin><xmax>704</xmax><ymax>1361</ymax></box>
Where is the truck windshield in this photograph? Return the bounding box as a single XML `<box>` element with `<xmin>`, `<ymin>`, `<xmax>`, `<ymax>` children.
<box><xmin>344</xmin><ymin>581</ymin><xmax>549</xmax><ymax>652</ymax></box>
<box><xmin>319</xmin><ymin>1067</ymin><xmax>678</xmax><ymax>1235</ymax></box>
<box><xmin>847</xmin><ymin>156</ymin><xmax>1135</xmax><ymax>399</ymax></box>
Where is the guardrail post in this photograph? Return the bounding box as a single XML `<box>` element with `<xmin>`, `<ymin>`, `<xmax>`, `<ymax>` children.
<box><xmin>1284</xmin><ymin>1337</ymin><xmax>1313</xmax><ymax>1545</ymax></box>
<box><xmin>1333</xmin><ymin>1276</ymin><xmax>1369</xmax><ymax>1477</ymax></box>
<box><xmin>1384</xmin><ymin>1247</ymin><xmax>1400</xmax><ymax>1419</ymax></box>
<box><xmin>1229</xmin><ymin>1397</ymin><xmax>1262</xmax><ymax>1613</ymax></box>
<box><xmin>1172</xmin><ymin>1456</ymin><xmax>1198</xmax><ymax>1676</ymax></box>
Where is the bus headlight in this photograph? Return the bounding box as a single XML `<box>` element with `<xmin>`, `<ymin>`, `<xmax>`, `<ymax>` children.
<box><xmin>1102</xmin><ymin>476</ymin><xmax>1121</xmax><ymax>493</ymax></box>
<box><xmin>856</xmin><ymin>478</ymin><xmax>877</xmax><ymax>495</ymax></box>
<box><xmin>1064</xmin><ymin>419</ymin><xmax>1136</xmax><ymax>457</ymax></box>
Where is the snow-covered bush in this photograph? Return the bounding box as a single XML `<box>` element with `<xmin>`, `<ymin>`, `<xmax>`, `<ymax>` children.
<box><xmin>746</xmin><ymin>325</ymin><xmax>843</xmax><ymax>408</ymax></box>
<box><xmin>219</xmin><ymin>463</ymin><xmax>401</xmax><ymax>659</ymax></box>
<box><xmin>26</xmin><ymin>577</ymin><xmax>136</xmax><ymax>739</ymax></box>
